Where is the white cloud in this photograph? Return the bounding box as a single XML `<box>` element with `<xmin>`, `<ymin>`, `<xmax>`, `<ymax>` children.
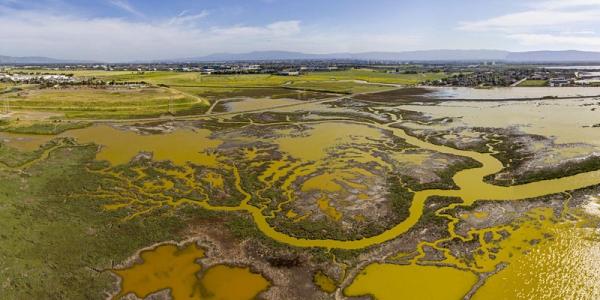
<box><xmin>108</xmin><ymin>0</ymin><xmax>144</xmax><ymax>18</ymax></box>
<box><xmin>509</xmin><ymin>33</ymin><xmax>600</xmax><ymax>48</ymax></box>
<box><xmin>211</xmin><ymin>21</ymin><xmax>301</xmax><ymax>36</ymax></box>
<box><xmin>168</xmin><ymin>10</ymin><xmax>209</xmax><ymax>26</ymax></box>
<box><xmin>457</xmin><ymin>0</ymin><xmax>600</xmax><ymax>50</ymax></box>
<box><xmin>560</xmin><ymin>30</ymin><xmax>596</xmax><ymax>36</ymax></box>
<box><xmin>458</xmin><ymin>10</ymin><xmax>600</xmax><ymax>32</ymax></box>
<box><xmin>536</xmin><ymin>0</ymin><xmax>600</xmax><ymax>9</ymax></box>
<box><xmin>0</xmin><ymin>6</ymin><xmax>422</xmax><ymax>61</ymax></box>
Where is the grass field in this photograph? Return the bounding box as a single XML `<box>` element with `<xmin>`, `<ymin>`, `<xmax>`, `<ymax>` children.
<box><xmin>0</xmin><ymin>82</ymin><xmax>17</xmax><ymax>90</ymax></box>
<box><xmin>0</xmin><ymin>69</ymin><xmax>448</xmax><ymax>120</ymax></box>
<box><xmin>9</xmin><ymin>68</ymin><xmax>447</xmax><ymax>86</ymax></box>
<box><xmin>0</xmin><ymin>120</ymin><xmax>90</xmax><ymax>134</ymax></box>
<box><xmin>285</xmin><ymin>80</ymin><xmax>396</xmax><ymax>94</ymax></box>
<box><xmin>0</xmin><ymin>144</ymin><xmax>228</xmax><ymax>299</ymax></box>
<box><xmin>175</xmin><ymin>86</ymin><xmax>332</xmax><ymax>100</ymax></box>
<box><xmin>1</xmin><ymin>86</ymin><xmax>207</xmax><ymax>119</ymax></box>
<box><xmin>299</xmin><ymin>69</ymin><xmax>447</xmax><ymax>85</ymax></box>
<box><xmin>517</xmin><ymin>79</ymin><xmax>548</xmax><ymax>87</ymax></box>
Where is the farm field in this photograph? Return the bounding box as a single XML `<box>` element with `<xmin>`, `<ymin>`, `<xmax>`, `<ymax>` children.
<box><xmin>0</xmin><ymin>82</ymin><xmax>16</xmax><ymax>90</ymax></box>
<box><xmin>2</xmin><ymin>86</ymin><xmax>205</xmax><ymax>119</ymax></box>
<box><xmin>7</xmin><ymin>68</ymin><xmax>447</xmax><ymax>85</ymax></box>
<box><xmin>0</xmin><ymin>69</ymin><xmax>445</xmax><ymax>120</ymax></box>
<box><xmin>517</xmin><ymin>79</ymin><xmax>548</xmax><ymax>87</ymax></box>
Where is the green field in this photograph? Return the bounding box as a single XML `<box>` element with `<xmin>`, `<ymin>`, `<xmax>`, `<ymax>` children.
<box><xmin>1</xmin><ymin>86</ymin><xmax>206</xmax><ymax>119</ymax></box>
<box><xmin>8</xmin><ymin>68</ymin><xmax>447</xmax><ymax>86</ymax></box>
<box><xmin>299</xmin><ymin>69</ymin><xmax>446</xmax><ymax>85</ymax></box>
<box><xmin>284</xmin><ymin>80</ymin><xmax>396</xmax><ymax>94</ymax></box>
<box><xmin>0</xmin><ymin>82</ymin><xmax>16</xmax><ymax>90</ymax></box>
<box><xmin>0</xmin><ymin>120</ymin><xmax>90</xmax><ymax>135</ymax></box>
<box><xmin>175</xmin><ymin>86</ymin><xmax>332</xmax><ymax>100</ymax></box>
<box><xmin>517</xmin><ymin>79</ymin><xmax>548</xmax><ymax>87</ymax></box>
<box><xmin>0</xmin><ymin>143</ymin><xmax>240</xmax><ymax>298</ymax></box>
<box><xmin>0</xmin><ymin>69</ymin><xmax>447</xmax><ymax>120</ymax></box>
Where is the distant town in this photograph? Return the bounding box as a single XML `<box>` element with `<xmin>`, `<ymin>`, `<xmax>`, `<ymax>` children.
<box><xmin>2</xmin><ymin>60</ymin><xmax>600</xmax><ymax>87</ymax></box>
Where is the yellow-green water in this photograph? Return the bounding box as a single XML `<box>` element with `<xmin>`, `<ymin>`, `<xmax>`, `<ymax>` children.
<box><xmin>472</xmin><ymin>218</ymin><xmax>600</xmax><ymax>299</ymax></box>
<box><xmin>47</xmin><ymin>120</ymin><xmax>600</xmax><ymax>250</ymax></box>
<box><xmin>194</xmin><ymin>120</ymin><xmax>600</xmax><ymax>249</ymax></box>
<box><xmin>199</xmin><ymin>265</ymin><xmax>270</xmax><ymax>300</ymax></box>
<box><xmin>113</xmin><ymin>244</ymin><xmax>270</xmax><ymax>300</ymax></box>
<box><xmin>345</xmin><ymin>264</ymin><xmax>478</xmax><ymax>300</ymax></box>
<box><xmin>274</xmin><ymin>122</ymin><xmax>384</xmax><ymax>161</ymax></box>
<box><xmin>401</xmin><ymin>98</ymin><xmax>600</xmax><ymax>147</ymax></box>
<box><xmin>224</xmin><ymin>97</ymin><xmax>303</xmax><ymax>113</ymax></box>
<box><xmin>0</xmin><ymin>132</ymin><xmax>55</xmax><ymax>151</ymax></box>
<box><xmin>113</xmin><ymin>244</ymin><xmax>205</xmax><ymax>300</ymax></box>
<box><xmin>67</xmin><ymin>125</ymin><xmax>222</xmax><ymax>166</ymax></box>
<box><xmin>313</xmin><ymin>271</ymin><xmax>337</xmax><ymax>293</ymax></box>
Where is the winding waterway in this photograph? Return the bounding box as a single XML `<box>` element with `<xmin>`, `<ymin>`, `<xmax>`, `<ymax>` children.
<box><xmin>8</xmin><ymin>94</ymin><xmax>599</xmax><ymax>299</ymax></box>
<box><xmin>163</xmin><ymin>119</ymin><xmax>600</xmax><ymax>250</ymax></box>
<box><xmin>49</xmin><ymin>100</ymin><xmax>600</xmax><ymax>251</ymax></box>
<box><xmin>71</xmin><ymin>114</ymin><xmax>600</xmax><ymax>299</ymax></box>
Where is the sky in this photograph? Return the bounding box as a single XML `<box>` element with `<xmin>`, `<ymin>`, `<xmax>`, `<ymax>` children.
<box><xmin>1</xmin><ymin>0</ymin><xmax>600</xmax><ymax>61</ymax></box>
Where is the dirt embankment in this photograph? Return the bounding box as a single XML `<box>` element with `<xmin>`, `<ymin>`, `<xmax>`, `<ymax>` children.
<box><xmin>352</xmin><ymin>88</ymin><xmax>435</xmax><ymax>103</ymax></box>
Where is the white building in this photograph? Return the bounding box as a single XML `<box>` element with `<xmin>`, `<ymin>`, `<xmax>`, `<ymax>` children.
<box><xmin>575</xmin><ymin>72</ymin><xmax>600</xmax><ymax>85</ymax></box>
<box><xmin>549</xmin><ymin>78</ymin><xmax>570</xmax><ymax>87</ymax></box>
<box><xmin>278</xmin><ymin>71</ymin><xmax>300</xmax><ymax>76</ymax></box>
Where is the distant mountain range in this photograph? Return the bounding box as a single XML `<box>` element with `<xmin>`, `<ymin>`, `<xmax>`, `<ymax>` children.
<box><xmin>178</xmin><ymin>50</ymin><xmax>600</xmax><ymax>63</ymax></box>
<box><xmin>505</xmin><ymin>50</ymin><xmax>600</xmax><ymax>62</ymax></box>
<box><xmin>4</xmin><ymin>50</ymin><xmax>600</xmax><ymax>64</ymax></box>
<box><xmin>0</xmin><ymin>55</ymin><xmax>96</xmax><ymax>64</ymax></box>
<box><xmin>178</xmin><ymin>50</ymin><xmax>511</xmax><ymax>62</ymax></box>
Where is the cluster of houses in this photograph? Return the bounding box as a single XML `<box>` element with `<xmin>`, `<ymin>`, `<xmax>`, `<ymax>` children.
<box><xmin>199</xmin><ymin>64</ymin><xmax>263</xmax><ymax>74</ymax></box>
<box><xmin>199</xmin><ymin>64</ymin><xmax>338</xmax><ymax>75</ymax></box>
<box><xmin>545</xmin><ymin>72</ymin><xmax>600</xmax><ymax>87</ymax></box>
<box><xmin>429</xmin><ymin>66</ymin><xmax>600</xmax><ymax>88</ymax></box>
<box><xmin>0</xmin><ymin>73</ymin><xmax>76</xmax><ymax>84</ymax></box>
<box><xmin>428</xmin><ymin>68</ymin><xmax>538</xmax><ymax>87</ymax></box>
<box><xmin>6</xmin><ymin>61</ymin><xmax>347</xmax><ymax>77</ymax></box>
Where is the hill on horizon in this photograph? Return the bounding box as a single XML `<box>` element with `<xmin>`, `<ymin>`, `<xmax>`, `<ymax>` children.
<box><xmin>4</xmin><ymin>50</ymin><xmax>600</xmax><ymax>64</ymax></box>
